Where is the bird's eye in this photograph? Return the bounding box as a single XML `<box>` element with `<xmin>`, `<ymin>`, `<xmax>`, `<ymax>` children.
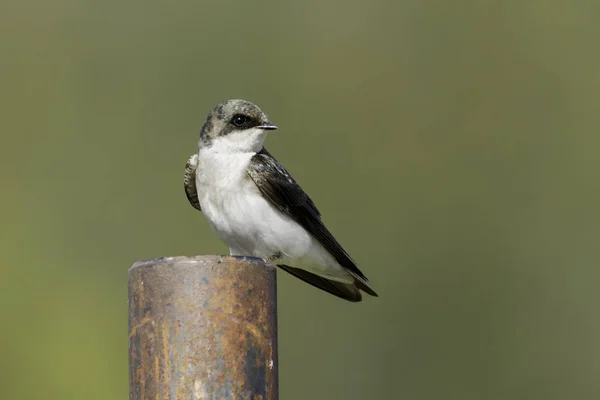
<box><xmin>232</xmin><ymin>114</ymin><xmax>247</xmax><ymax>127</ymax></box>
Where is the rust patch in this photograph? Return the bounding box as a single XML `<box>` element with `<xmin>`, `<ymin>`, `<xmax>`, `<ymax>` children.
<box><xmin>129</xmin><ymin>316</ymin><xmax>152</xmax><ymax>338</ymax></box>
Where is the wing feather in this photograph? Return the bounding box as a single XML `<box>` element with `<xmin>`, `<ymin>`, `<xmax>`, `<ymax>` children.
<box><xmin>184</xmin><ymin>154</ymin><xmax>202</xmax><ymax>211</ymax></box>
<box><xmin>246</xmin><ymin>148</ymin><xmax>373</xmax><ymax>287</ymax></box>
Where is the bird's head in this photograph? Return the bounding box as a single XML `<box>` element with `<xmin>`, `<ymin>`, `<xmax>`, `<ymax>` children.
<box><xmin>198</xmin><ymin>99</ymin><xmax>277</xmax><ymax>153</ymax></box>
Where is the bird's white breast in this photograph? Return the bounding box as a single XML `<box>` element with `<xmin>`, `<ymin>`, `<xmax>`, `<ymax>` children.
<box><xmin>195</xmin><ymin>147</ymin><xmax>349</xmax><ymax>281</ymax></box>
<box><xmin>196</xmin><ymin>148</ymin><xmax>300</xmax><ymax>254</ymax></box>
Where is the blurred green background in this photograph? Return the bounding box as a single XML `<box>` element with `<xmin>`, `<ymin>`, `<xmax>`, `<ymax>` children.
<box><xmin>1</xmin><ymin>0</ymin><xmax>599</xmax><ymax>399</ymax></box>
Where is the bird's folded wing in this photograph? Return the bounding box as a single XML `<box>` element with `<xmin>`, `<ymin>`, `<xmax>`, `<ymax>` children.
<box><xmin>184</xmin><ymin>154</ymin><xmax>202</xmax><ymax>211</ymax></box>
<box><xmin>246</xmin><ymin>147</ymin><xmax>368</xmax><ymax>282</ymax></box>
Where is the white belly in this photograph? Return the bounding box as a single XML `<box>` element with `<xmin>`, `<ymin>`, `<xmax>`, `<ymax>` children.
<box><xmin>195</xmin><ymin>149</ymin><xmax>350</xmax><ymax>281</ymax></box>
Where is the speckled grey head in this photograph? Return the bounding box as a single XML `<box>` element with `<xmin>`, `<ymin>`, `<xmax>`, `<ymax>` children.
<box><xmin>199</xmin><ymin>99</ymin><xmax>277</xmax><ymax>149</ymax></box>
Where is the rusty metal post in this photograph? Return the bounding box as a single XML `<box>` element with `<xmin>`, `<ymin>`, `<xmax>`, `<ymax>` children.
<box><xmin>128</xmin><ymin>255</ymin><xmax>278</xmax><ymax>400</ymax></box>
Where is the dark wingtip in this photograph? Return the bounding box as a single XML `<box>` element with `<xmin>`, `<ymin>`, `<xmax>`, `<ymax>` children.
<box><xmin>355</xmin><ymin>279</ymin><xmax>379</xmax><ymax>297</ymax></box>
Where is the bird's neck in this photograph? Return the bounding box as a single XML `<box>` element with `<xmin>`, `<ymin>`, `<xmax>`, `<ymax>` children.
<box><xmin>201</xmin><ymin>128</ymin><xmax>267</xmax><ymax>155</ymax></box>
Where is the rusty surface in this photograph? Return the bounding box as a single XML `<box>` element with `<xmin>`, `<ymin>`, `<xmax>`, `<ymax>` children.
<box><xmin>128</xmin><ymin>255</ymin><xmax>278</xmax><ymax>400</ymax></box>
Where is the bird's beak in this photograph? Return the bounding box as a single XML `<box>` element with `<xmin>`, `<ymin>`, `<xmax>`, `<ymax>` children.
<box><xmin>257</xmin><ymin>123</ymin><xmax>278</xmax><ymax>131</ymax></box>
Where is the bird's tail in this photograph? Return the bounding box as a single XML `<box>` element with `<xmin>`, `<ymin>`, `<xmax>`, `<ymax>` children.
<box><xmin>277</xmin><ymin>264</ymin><xmax>378</xmax><ymax>302</ymax></box>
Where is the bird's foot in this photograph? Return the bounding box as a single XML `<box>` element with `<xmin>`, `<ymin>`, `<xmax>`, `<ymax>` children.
<box><xmin>266</xmin><ymin>252</ymin><xmax>283</xmax><ymax>264</ymax></box>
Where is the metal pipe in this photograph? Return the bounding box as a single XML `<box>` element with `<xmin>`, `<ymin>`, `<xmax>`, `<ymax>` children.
<box><xmin>128</xmin><ymin>255</ymin><xmax>278</xmax><ymax>399</ymax></box>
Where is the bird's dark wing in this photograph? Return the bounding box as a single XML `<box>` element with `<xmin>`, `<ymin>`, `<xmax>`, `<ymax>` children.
<box><xmin>184</xmin><ymin>154</ymin><xmax>201</xmax><ymax>211</ymax></box>
<box><xmin>247</xmin><ymin>148</ymin><xmax>376</xmax><ymax>298</ymax></box>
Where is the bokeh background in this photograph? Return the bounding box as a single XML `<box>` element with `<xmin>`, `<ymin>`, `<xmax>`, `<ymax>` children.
<box><xmin>2</xmin><ymin>1</ymin><xmax>599</xmax><ymax>399</ymax></box>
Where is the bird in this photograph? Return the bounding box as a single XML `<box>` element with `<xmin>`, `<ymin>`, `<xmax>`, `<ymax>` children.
<box><xmin>184</xmin><ymin>99</ymin><xmax>378</xmax><ymax>302</ymax></box>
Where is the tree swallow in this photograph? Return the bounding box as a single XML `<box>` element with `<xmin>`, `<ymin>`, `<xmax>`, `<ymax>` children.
<box><xmin>184</xmin><ymin>99</ymin><xmax>378</xmax><ymax>302</ymax></box>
